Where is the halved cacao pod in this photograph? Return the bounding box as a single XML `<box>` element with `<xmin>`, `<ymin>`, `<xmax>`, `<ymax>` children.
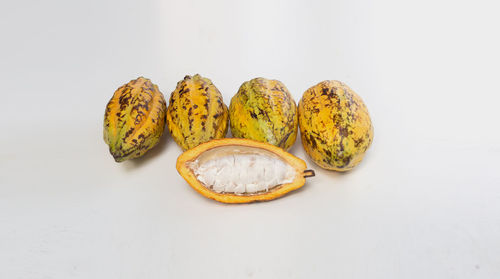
<box><xmin>176</xmin><ymin>138</ymin><xmax>315</xmax><ymax>203</ymax></box>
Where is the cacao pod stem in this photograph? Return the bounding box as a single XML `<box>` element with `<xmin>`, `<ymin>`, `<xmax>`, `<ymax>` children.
<box><xmin>303</xmin><ymin>169</ymin><xmax>315</xmax><ymax>178</ymax></box>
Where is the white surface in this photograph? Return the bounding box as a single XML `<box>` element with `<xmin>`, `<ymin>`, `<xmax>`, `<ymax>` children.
<box><xmin>190</xmin><ymin>147</ymin><xmax>295</xmax><ymax>194</ymax></box>
<box><xmin>1</xmin><ymin>0</ymin><xmax>500</xmax><ymax>278</ymax></box>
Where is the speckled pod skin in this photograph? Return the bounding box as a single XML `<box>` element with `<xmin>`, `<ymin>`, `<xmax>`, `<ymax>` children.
<box><xmin>229</xmin><ymin>78</ymin><xmax>298</xmax><ymax>150</ymax></box>
<box><xmin>104</xmin><ymin>77</ymin><xmax>167</xmax><ymax>162</ymax></box>
<box><xmin>298</xmin><ymin>80</ymin><xmax>373</xmax><ymax>171</ymax></box>
<box><xmin>166</xmin><ymin>74</ymin><xmax>229</xmax><ymax>151</ymax></box>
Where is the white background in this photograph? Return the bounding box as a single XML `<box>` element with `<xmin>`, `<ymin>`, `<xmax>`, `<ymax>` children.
<box><xmin>1</xmin><ymin>0</ymin><xmax>499</xmax><ymax>278</ymax></box>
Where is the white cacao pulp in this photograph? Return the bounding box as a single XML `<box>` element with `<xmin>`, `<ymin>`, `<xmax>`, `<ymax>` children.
<box><xmin>187</xmin><ymin>146</ymin><xmax>296</xmax><ymax>194</ymax></box>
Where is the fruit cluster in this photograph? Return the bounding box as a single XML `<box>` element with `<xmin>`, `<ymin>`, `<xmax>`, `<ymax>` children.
<box><xmin>104</xmin><ymin>75</ymin><xmax>373</xmax><ymax>203</ymax></box>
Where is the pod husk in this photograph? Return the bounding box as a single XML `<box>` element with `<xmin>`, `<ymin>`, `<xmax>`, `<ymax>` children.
<box><xmin>176</xmin><ymin>138</ymin><xmax>313</xmax><ymax>203</ymax></box>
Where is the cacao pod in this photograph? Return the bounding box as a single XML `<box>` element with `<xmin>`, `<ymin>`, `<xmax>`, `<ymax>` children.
<box><xmin>103</xmin><ymin>77</ymin><xmax>167</xmax><ymax>162</ymax></box>
<box><xmin>166</xmin><ymin>74</ymin><xmax>228</xmax><ymax>151</ymax></box>
<box><xmin>229</xmin><ymin>78</ymin><xmax>298</xmax><ymax>150</ymax></box>
<box><xmin>177</xmin><ymin>138</ymin><xmax>315</xmax><ymax>203</ymax></box>
<box><xmin>298</xmin><ymin>80</ymin><xmax>373</xmax><ymax>171</ymax></box>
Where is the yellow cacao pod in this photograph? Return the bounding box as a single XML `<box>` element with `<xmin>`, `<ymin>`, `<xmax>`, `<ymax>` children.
<box><xmin>176</xmin><ymin>138</ymin><xmax>315</xmax><ymax>203</ymax></box>
<box><xmin>104</xmin><ymin>77</ymin><xmax>167</xmax><ymax>162</ymax></box>
<box><xmin>298</xmin><ymin>80</ymin><xmax>373</xmax><ymax>171</ymax></box>
<box><xmin>166</xmin><ymin>74</ymin><xmax>229</xmax><ymax>151</ymax></box>
<box><xmin>229</xmin><ymin>78</ymin><xmax>298</xmax><ymax>150</ymax></box>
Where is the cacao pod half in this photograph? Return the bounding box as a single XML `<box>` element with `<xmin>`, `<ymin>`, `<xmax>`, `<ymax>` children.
<box><xmin>176</xmin><ymin>138</ymin><xmax>315</xmax><ymax>203</ymax></box>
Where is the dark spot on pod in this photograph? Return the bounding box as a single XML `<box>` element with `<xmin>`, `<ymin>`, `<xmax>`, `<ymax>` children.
<box><xmin>188</xmin><ymin>107</ymin><xmax>193</xmax><ymax>116</ymax></box>
<box><xmin>340</xmin><ymin>155</ymin><xmax>352</xmax><ymax>167</ymax></box>
<box><xmin>134</xmin><ymin>115</ymin><xmax>142</xmax><ymax>125</ymax></box>
<box><xmin>124</xmin><ymin>127</ymin><xmax>134</xmax><ymax>139</ymax></box>
<box><xmin>354</xmin><ymin>137</ymin><xmax>364</xmax><ymax>148</ymax></box>
<box><xmin>327</xmin><ymin>88</ymin><xmax>338</xmax><ymax>99</ymax></box>
<box><xmin>116</xmin><ymin>112</ymin><xmax>121</xmax><ymax>117</ymax></box>
<box><xmin>119</xmin><ymin>91</ymin><xmax>132</xmax><ymax>106</ymax></box>
<box><xmin>272</xmin><ymin>85</ymin><xmax>285</xmax><ymax>93</ymax></box>
<box><xmin>324</xmin><ymin>150</ymin><xmax>332</xmax><ymax>157</ymax></box>
<box><xmin>201</xmin><ymin>115</ymin><xmax>208</xmax><ymax>119</ymax></box>
<box><xmin>308</xmin><ymin>135</ymin><xmax>317</xmax><ymax>149</ymax></box>
<box><xmin>335</xmin><ymin>94</ymin><xmax>341</xmax><ymax>106</ymax></box>
<box><xmin>139</xmin><ymin>143</ymin><xmax>151</xmax><ymax>150</ymax></box>
<box><xmin>346</xmin><ymin>92</ymin><xmax>355</xmax><ymax>106</ymax></box>
<box><xmin>136</xmin><ymin>133</ymin><xmax>147</xmax><ymax>144</ymax></box>
<box><xmin>338</xmin><ymin>126</ymin><xmax>349</xmax><ymax>138</ymax></box>
<box><xmin>321</xmin><ymin>88</ymin><xmax>329</xmax><ymax>95</ymax></box>
<box><xmin>193</xmin><ymin>104</ymin><xmax>198</xmax><ymax>109</ymax></box>
<box><xmin>250</xmin><ymin>111</ymin><xmax>258</xmax><ymax>119</ymax></box>
<box><xmin>277</xmin><ymin>131</ymin><xmax>292</xmax><ymax>148</ymax></box>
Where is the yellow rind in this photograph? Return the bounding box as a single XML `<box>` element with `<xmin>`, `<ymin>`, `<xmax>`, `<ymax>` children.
<box><xmin>298</xmin><ymin>80</ymin><xmax>373</xmax><ymax>171</ymax></box>
<box><xmin>103</xmin><ymin>77</ymin><xmax>167</xmax><ymax>162</ymax></box>
<box><xmin>166</xmin><ymin>74</ymin><xmax>228</xmax><ymax>151</ymax></box>
<box><xmin>176</xmin><ymin>138</ymin><xmax>308</xmax><ymax>204</ymax></box>
<box><xmin>229</xmin><ymin>78</ymin><xmax>298</xmax><ymax>150</ymax></box>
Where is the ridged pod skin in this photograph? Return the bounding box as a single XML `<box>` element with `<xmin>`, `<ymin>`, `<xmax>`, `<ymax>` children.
<box><xmin>104</xmin><ymin>77</ymin><xmax>167</xmax><ymax>162</ymax></box>
<box><xmin>298</xmin><ymin>80</ymin><xmax>373</xmax><ymax>171</ymax></box>
<box><xmin>176</xmin><ymin>138</ymin><xmax>315</xmax><ymax>204</ymax></box>
<box><xmin>166</xmin><ymin>74</ymin><xmax>228</xmax><ymax>151</ymax></box>
<box><xmin>229</xmin><ymin>78</ymin><xmax>298</xmax><ymax>150</ymax></box>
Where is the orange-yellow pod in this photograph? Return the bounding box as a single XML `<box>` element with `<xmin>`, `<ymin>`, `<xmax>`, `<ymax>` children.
<box><xmin>176</xmin><ymin>138</ymin><xmax>314</xmax><ymax>203</ymax></box>
<box><xmin>166</xmin><ymin>74</ymin><xmax>228</xmax><ymax>151</ymax></box>
<box><xmin>298</xmin><ymin>80</ymin><xmax>373</xmax><ymax>171</ymax></box>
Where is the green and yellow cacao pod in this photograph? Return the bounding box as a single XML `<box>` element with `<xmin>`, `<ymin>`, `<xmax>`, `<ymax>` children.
<box><xmin>229</xmin><ymin>78</ymin><xmax>298</xmax><ymax>150</ymax></box>
<box><xmin>298</xmin><ymin>80</ymin><xmax>373</xmax><ymax>171</ymax></box>
<box><xmin>166</xmin><ymin>74</ymin><xmax>229</xmax><ymax>151</ymax></box>
<box><xmin>104</xmin><ymin>77</ymin><xmax>167</xmax><ymax>162</ymax></box>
